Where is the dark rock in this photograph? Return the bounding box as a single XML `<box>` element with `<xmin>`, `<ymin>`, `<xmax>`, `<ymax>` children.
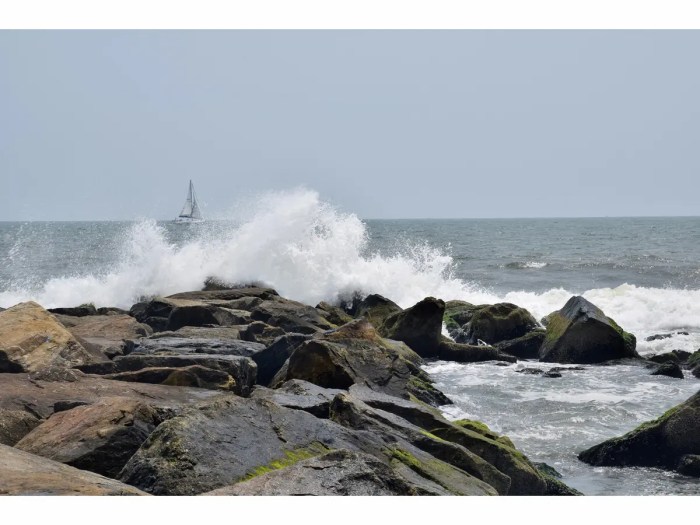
<box><xmin>494</xmin><ymin>330</ymin><xmax>546</xmax><ymax>360</ymax></box>
<box><xmin>96</xmin><ymin>307</ymin><xmax>130</xmax><ymax>316</ymax></box>
<box><xmin>53</xmin><ymin>400</ymin><xmax>90</xmax><ymax>413</ymax></box>
<box><xmin>516</xmin><ymin>368</ymin><xmax>544</xmax><ymax>375</ymax></box>
<box><xmin>539</xmin><ymin>296</ymin><xmax>638</xmax><ymax>364</ymax></box>
<box><xmin>167</xmin><ymin>304</ymin><xmax>251</xmax><ymax>331</ymax></box>
<box><xmin>460</xmin><ymin>303</ymin><xmax>539</xmax><ymax>346</ymax></box>
<box><xmin>533</xmin><ymin>463</ymin><xmax>583</xmax><ymax>495</ymax></box>
<box><xmin>270</xmin><ymin>319</ymin><xmax>447</xmax><ymax>407</ymax></box>
<box><xmin>129</xmin><ymin>297</ymin><xmax>180</xmax><ymax>325</ymax></box>
<box><xmin>0</xmin><ymin>408</ymin><xmax>41</xmax><ymax>446</ymax></box>
<box><xmin>0</xmin><ymin>444</ymin><xmax>147</xmax><ymax>495</ymax></box>
<box><xmin>378</xmin><ymin>297</ymin><xmax>445</xmax><ymax>357</ymax></box>
<box><xmin>543</xmin><ymin>370</ymin><xmax>562</xmax><ymax>378</ymax></box>
<box><xmin>252</xmin><ymin>333</ymin><xmax>311</xmax><ymax>386</ymax></box>
<box><xmin>48</xmin><ymin>304</ymin><xmax>98</xmax><ymax>317</ymax></box>
<box><xmin>104</xmin><ymin>365</ymin><xmax>238</xmax><ymax>391</ymax></box>
<box><xmin>167</xmin><ymin>287</ymin><xmax>279</xmax><ymax>303</ymax></box>
<box><xmin>693</xmin><ymin>365</ymin><xmax>700</xmax><ymax>379</ymax></box>
<box><xmin>443</xmin><ymin>300</ymin><xmax>480</xmax><ymax>338</ymax></box>
<box><xmin>240</xmin><ymin>321</ymin><xmax>287</xmax><ymax>345</ymax></box>
<box><xmin>78</xmin><ymin>354</ymin><xmax>257</xmax><ymax>397</ymax></box>
<box><xmin>437</xmin><ymin>340</ymin><xmax>517</xmax><ymax>363</ymax></box>
<box><xmin>204</xmin><ymin>449</ymin><xmax>443</xmax><ymax>495</ymax></box>
<box><xmin>251</xmin><ymin>380</ymin><xmax>343</xmax><ymax>418</ymax></box>
<box><xmin>676</xmin><ymin>454</ymin><xmax>700</xmax><ymax>477</ymax></box>
<box><xmin>645</xmin><ymin>333</ymin><xmax>674</xmax><ymax>342</ymax></box>
<box><xmin>651</xmin><ymin>362</ymin><xmax>684</xmax><ymax>379</ymax></box>
<box><xmin>315</xmin><ymin>301</ymin><xmax>353</xmax><ymax>327</ymax></box>
<box><xmin>16</xmin><ymin>397</ymin><xmax>162</xmax><ymax>478</ymax></box>
<box><xmin>250</xmin><ymin>298</ymin><xmax>336</xmax><ymax>334</ymax></box>
<box><xmin>351</xmin><ymin>294</ymin><xmax>403</xmax><ymax>329</ymax></box>
<box><xmin>647</xmin><ymin>350</ymin><xmax>692</xmax><ymax>365</ymax></box>
<box><xmin>687</xmin><ymin>350</ymin><xmax>700</xmax><ymax>369</ymax></box>
<box><xmin>578</xmin><ymin>390</ymin><xmax>700</xmax><ymax>474</ymax></box>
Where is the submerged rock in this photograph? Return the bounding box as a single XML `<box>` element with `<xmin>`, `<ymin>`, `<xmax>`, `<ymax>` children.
<box><xmin>651</xmin><ymin>362</ymin><xmax>684</xmax><ymax>379</ymax></box>
<box><xmin>578</xmin><ymin>390</ymin><xmax>700</xmax><ymax>476</ymax></box>
<box><xmin>539</xmin><ymin>296</ymin><xmax>638</xmax><ymax>364</ymax></box>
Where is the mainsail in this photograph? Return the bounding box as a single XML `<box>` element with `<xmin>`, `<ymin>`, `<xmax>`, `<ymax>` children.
<box><xmin>178</xmin><ymin>180</ymin><xmax>203</xmax><ymax>220</ymax></box>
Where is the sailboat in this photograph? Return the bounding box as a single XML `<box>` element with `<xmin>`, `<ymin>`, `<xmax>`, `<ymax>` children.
<box><xmin>174</xmin><ymin>180</ymin><xmax>204</xmax><ymax>223</ymax></box>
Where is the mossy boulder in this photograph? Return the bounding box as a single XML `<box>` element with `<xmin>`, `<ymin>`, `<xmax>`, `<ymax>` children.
<box><xmin>539</xmin><ymin>296</ymin><xmax>638</xmax><ymax>364</ymax></box>
<box><xmin>378</xmin><ymin>297</ymin><xmax>445</xmax><ymax>357</ymax></box>
<box><xmin>344</xmin><ymin>294</ymin><xmax>403</xmax><ymax>329</ymax></box>
<box><xmin>651</xmin><ymin>362</ymin><xmax>684</xmax><ymax>379</ymax></box>
<box><xmin>443</xmin><ymin>300</ymin><xmax>480</xmax><ymax>336</ymax></box>
<box><xmin>271</xmin><ymin>319</ymin><xmax>448</xmax><ymax>407</ymax></box>
<box><xmin>459</xmin><ymin>303</ymin><xmax>539</xmax><ymax>346</ymax></box>
<box><xmin>578</xmin><ymin>390</ymin><xmax>700</xmax><ymax>475</ymax></box>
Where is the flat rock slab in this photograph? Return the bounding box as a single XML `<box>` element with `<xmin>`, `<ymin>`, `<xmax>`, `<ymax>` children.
<box><xmin>0</xmin><ymin>302</ymin><xmax>102</xmax><ymax>373</ymax></box>
<box><xmin>0</xmin><ymin>373</ymin><xmax>221</xmax><ymax>420</ymax></box>
<box><xmin>0</xmin><ymin>443</ymin><xmax>147</xmax><ymax>495</ymax></box>
<box><xmin>127</xmin><ymin>336</ymin><xmax>264</xmax><ymax>357</ymax></box>
<box><xmin>104</xmin><ymin>365</ymin><xmax>237</xmax><ymax>392</ymax></box>
<box><xmin>16</xmin><ymin>397</ymin><xmax>162</xmax><ymax>478</ymax></box>
<box><xmin>251</xmin><ymin>380</ymin><xmax>344</xmax><ymax>418</ymax></box>
<box><xmin>205</xmin><ymin>449</ymin><xmax>447</xmax><ymax>495</ymax></box>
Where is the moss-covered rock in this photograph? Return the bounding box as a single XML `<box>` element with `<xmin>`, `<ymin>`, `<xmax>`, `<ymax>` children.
<box><xmin>651</xmin><ymin>361</ymin><xmax>684</xmax><ymax>379</ymax></box>
<box><xmin>460</xmin><ymin>303</ymin><xmax>539</xmax><ymax>346</ymax></box>
<box><xmin>578</xmin><ymin>390</ymin><xmax>700</xmax><ymax>475</ymax></box>
<box><xmin>539</xmin><ymin>296</ymin><xmax>639</xmax><ymax>364</ymax></box>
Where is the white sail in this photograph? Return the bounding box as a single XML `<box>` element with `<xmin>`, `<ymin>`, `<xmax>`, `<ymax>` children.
<box><xmin>176</xmin><ymin>180</ymin><xmax>204</xmax><ymax>222</ymax></box>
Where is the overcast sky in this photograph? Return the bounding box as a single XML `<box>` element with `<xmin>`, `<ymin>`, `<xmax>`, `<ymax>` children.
<box><xmin>1</xmin><ymin>30</ymin><xmax>698</xmax><ymax>220</ymax></box>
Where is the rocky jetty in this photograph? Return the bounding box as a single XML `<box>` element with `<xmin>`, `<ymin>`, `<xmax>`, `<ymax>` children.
<box><xmin>0</xmin><ymin>286</ymin><xmax>634</xmax><ymax>496</ymax></box>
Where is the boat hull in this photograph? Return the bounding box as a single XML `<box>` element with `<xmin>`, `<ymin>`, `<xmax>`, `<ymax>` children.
<box><xmin>174</xmin><ymin>217</ymin><xmax>205</xmax><ymax>224</ymax></box>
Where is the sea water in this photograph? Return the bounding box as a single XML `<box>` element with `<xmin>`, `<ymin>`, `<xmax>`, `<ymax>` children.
<box><xmin>1</xmin><ymin>189</ymin><xmax>699</xmax><ymax>494</ymax></box>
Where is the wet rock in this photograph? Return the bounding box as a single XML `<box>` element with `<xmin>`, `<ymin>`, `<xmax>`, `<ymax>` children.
<box><xmin>351</xmin><ymin>294</ymin><xmax>403</xmax><ymax>329</ymax></box>
<box><xmin>250</xmin><ymin>298</ymin><xmax>336</xmax><ymax>334</ymax></box>
<box><xmin>251</xmin><ymin>380</ymin><xmax>343</xmax><ymax>418</ymax></box>
<box><xmin>167</xmin><ymin>287</ymin><xmax>279</xmax><ymax>303</ymax></box>
<box><xmin>494</xmin><ymin>330</ymin><xmax>546</xmax><ymax>360</ymax></box>
<box><xmin>0</xmin><ymin>408</ymin><xmax>41</xmax><ymax>446</ymax></box>
<box><xmin>542</xmin><ymin>370</ymin><xmax>562</xmax><ymax>378</ymax></box>
<box><xmin>167</xmin><ymin>304</ymin><xmax>252</xmax><ymax>331</ymax></box>
<box><xmin>78</xmin><ymin>354</ymin><xmax>257</xmax><ymax>397</ymax></box>
<box><xmin>16</xmin><ymin>397</ymin><xmax>162</xmax><ymax>478</ymax></box>
<box><xmin>437</xmin><ymin>340</ymin><xmax>517</xmax><ymax>363</ymax></box>
<box><xmin>0</xmin><ymin>302</ymin><xmax>106</xmax><ymax>373</ymax></box>
<box><xmin>647</xmin><ymin>350</ymin><xmax>692</xmax><ymax>365</ymax></box>
<box><xmin>645</xmin><ymin>332</ymin><xmax>689</xmax><ymax>342</ymax></box>
<box><xmin>316</xmin><ymin>301</ymin><xmax>353</xmax><ymax>327</ymax></box>
<box><xmin>56</xmin><ymin>313</ymin><xmax>152</xmax><ymax>359</ymax></box>
<box><xmin>539</xmin><ymin>296</ymin><xmax>638</xmax><ymax>364</ymax></box>
<box><xmin>205</xmin><ymin>449</ymin><xmax>444</xmax><ymax>495</ymax></box>
<box><xmin>240</xmin><ymin>321</ymin><xmax>287</xmax><ymax>346</ymax></box>
<box><xmin>677</xmin><ymin>455</ymin><xmax>700</xmax><ymax>477</ymax></box>
<box><xmin>651</xmin><ymin>362</ymin><xmax>684</xmax><ymax>379</ymax></box>
<box><xmin>270</xmin><ymin>319</ymin><xmax>447</xmax><ymax>406</ymax></box>
<box><xmin>0</xmin><ymin>444</ymin><xmax>147</xmax><ymax>495</ymax></box>
<box><xmin>578</xmin><ymin>390</ymin><xmax>700</xmax><ymax>475</ymax></box>
<box><xmin>252</xmin><ymin>333</ymin><xmax>311</xmax><ymax>386</ymax></box>
<box><xmin>48</xmin><ymin>304</ymin><xmax>98</xmax><ymax>317</ymax></box>
<box><xmin>460</xmin><ymin>303</ymin><xmax>539</xmax><ymax>346</ymax></box>
<box><xmin>533</xmin><ymin>463</ymin><xmax>583</xmax><ymax>495</ymax></box>
<box><xmin>378</xmin><ymin>297</ymin><xmax>445</xmax><ymax>357</ymax></box>
<box><xmin>443</xmin><ymin>300</ymin><xmax>480</xmax><ymax>338</ymax></box>
<box><xmin>516</xmin><ymin>368</ymin><xmax>544</xmax><ymax>375</ymax></box>
<box><xmin>104</xmin><ymin>365</ymin><xmax>238</xmax><ymax>391</ymax></box>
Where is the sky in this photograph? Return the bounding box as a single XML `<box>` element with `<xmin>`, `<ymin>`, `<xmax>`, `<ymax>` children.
<box><xmin>0</xmin><ymin>30</ymin><xmax>699</xmax><ymax>220</ymax></box>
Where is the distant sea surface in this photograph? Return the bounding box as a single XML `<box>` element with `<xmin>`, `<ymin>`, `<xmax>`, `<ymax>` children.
<box><xmin>1</xmin><ymin>192</ymin><xmax>699</xmax><ymax>495</ymax></box>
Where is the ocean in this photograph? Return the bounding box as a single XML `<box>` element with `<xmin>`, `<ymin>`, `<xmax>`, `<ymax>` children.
<box><xmin>1</xmin><ymin>189</ymin><xmax>699</xmax><ymax>495</ymax></box>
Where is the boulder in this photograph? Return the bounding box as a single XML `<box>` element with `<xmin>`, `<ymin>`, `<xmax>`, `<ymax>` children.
<box><xmin>0</xmin><ymin>444</ymin><xmax>147</xmax><ymax>495</ymax></box>
<box><xmin>78</xmin><ymin>354</ymin><xmax>257</xmax><ymax>397</ymax></box>
<box><xmin>316</xmin><ymin>301</ymin><xmax>353</xmax><ymax>326</ymax></box>
<box><xmin>578</xmin><ymin>390</ymin><xmax>700</xmax><ymax>475</ymax></box>
<box><xmin>0</xmin><ymin>372</ymin><xmax>220</xmax><ymax>421</ymax></box>
<box><xmin>493</xmin><ymin>330</ymin><xmax>546</xmax><ymax>360</ymax></box>
<box><xmin>104</xmin><ymin>365</ymin><xmax>238</xmax><ymax>391</ymax></box>
<box><xmin>15</xmin><ymin>397</ymin><xmax>162</xmax><ymax>478</ymax></box>
<box><xmin>677</xmin><ymin>455</ymin><xmax>700</xmax><ymax>477</ymax></box>
<box><xmin>204</xmin><ymin>449</ymin><xmax>445</xmax><ymax>495</ymax></box>
<box><xmin>351</xmin><ymin>294</ymin><xmax>403</xmax><ymax>329</ymax></box>
<box><xmin>437</xmin><ymin>340</ymin><xmax>517</xmax><ymax>363</ymax></box>
<box><xmin>270</xmin><ymin>319</ymin><xmax>448</xmax><ymax>407</ymax></box>
<box><xmin>443</xmin><ymin>300</ymin><xmax>480</xmax><ymax>337</ymax></box>
<box><xmin>167</xmin><ymin>287</ymin><xmax>279</xmax><ymax>303</ymax></box>
<box><xmin>0</xmin><ymin>302</ymin><xmax>105</xmax><ymax>373</ymax></box>
<box><xmin>251</xmin><ymin>333</ymin><xmax>312</xmax><ymax>386</ymax></box>
<box><xmin>129</xmin><ymin>297</ymin><xmax>189</xmax><ymax>331</ymax></box>
<box><xmin>48</xmin><ymin>304</ymin><xmax>98</xmax><ymax>317</ymax></box>
<box><xmin>459</xmin><ymin>303</ymin><xmax>539</xmax><ymax>345</ymax></box>
<box><xmin>251</xmin><ymin>380</ymin><xmax>345</xmax><ymax>418</ymax></box>
<box><xmin>378</xmin><ymin>297</ymin><xmax>445</xmax><ymax>357</ymax></box>
<box><xmin>651</xmin><ymin>362</ymin><xmax>684</xmax><ymax>379</ymax></box>
<box><xmin>126</xmin><ymin>335</ymin><xmax>264</xmax><ymax>358</ymax></box>
<box><xmin>167</xmin><ymin>304</ymin><xmax>251</xmax><ymax>331</ymax></box>
<box><xmin>249</xmin><ymin>298</ymin><xmax>336</xmax><ymax>334</ymax></box>
<box><xmin>0</xmin><ymin>408</ymin><xmax>41</xmax><ymax>446</ymax></box>
<box><xmin>240</xmin><ymin>321</ymin><xmax>287</xmax><ymax>345</ymax></box>
<box><xmin>539</xmin><ymin>296</ymin><xmax>638</xmax><ymax>364</ymax></box>
<box><xmin>56</xmin><ymin>313</ymin><xmax>152</xmax><ymax>358</ymax></box>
